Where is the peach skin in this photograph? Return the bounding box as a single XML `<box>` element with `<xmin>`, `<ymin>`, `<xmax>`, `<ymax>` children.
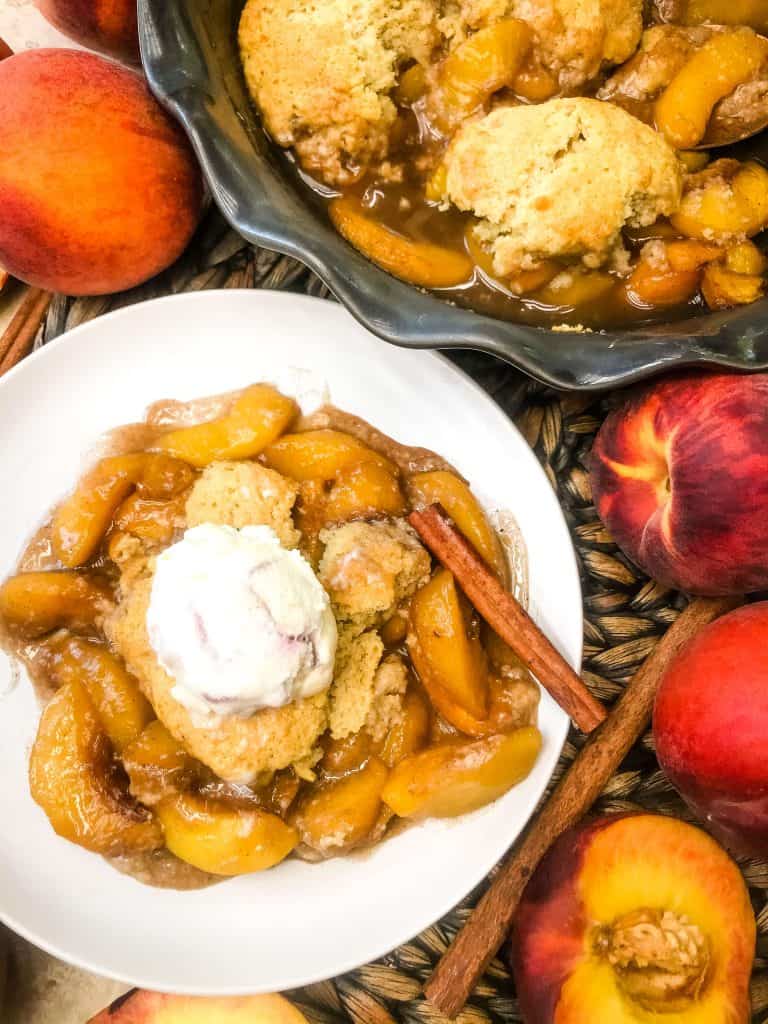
<box><xmin>0</xmin><ymin>50</ymin><xmax>203</xmax><ymax>296</ymax></box>
<box><xmin>88</xmin><ymin>990</ymin><xmax>311</xmax><ymax>1023</ymax></box>
<box><xmin>590</xmin><ymin>372</ymin><xmax>768</xmax><ymax>594</ymax></box>
<box><xmin>510</xmin><ymin>813</ymin><xmax>755</xmax><ymax>1024</ymax></box>
<box><xmin>36</xmin><ymin>0</ymin><xmax>139</xmax><ymax>62</ymax></box>
<box><xmin>655</xmin><ymin>602</ymin><xmax>768</xmax><ymax>857</ymax></box>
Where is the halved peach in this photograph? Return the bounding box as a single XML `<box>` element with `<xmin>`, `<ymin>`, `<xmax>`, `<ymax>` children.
<box><xmin>51</xmin><ymin>452</ymin><xmax>193</xmax><ymax>567</ymax></box>
<box><xmin>408</xmin><ymin>569</ymin><xmax>489</xmax><ymax>720</ymax></box>
<box><xmin>42</xmin><ymin>635</ymin><xmax>153</xmax><ymax>751</ymax></box>
<box><xmin>29</xmin><ymin>679</ymin><xmax>162</xmax><ymax>854</ymax></box>
<box><xmin>382</xmin><ymin>727</ymin><xmax>541</xmax><ymax>818</ymax></box>
<box><xmin>87</xmin><ymin>990</ymin><xmax>311</xmax><ymax>1024</ymax></box>
<box><xmin>157</xmin><ymin>793</ymin><xmax>297</xmax><ymax>875</ymax></box>
<box><xmin>510</xmin><ymin>814</ymin><xmax>755</xmax><ymax>1024</ymax></box>
<box><xmin>0</xmin><ymin>571</ymin><xmax>112</xmax><ymax>637</ymax></box>
<box><xmin>291</xmin><ymin>758</ymin><xmax>389</xmax><ymax>856</ymax></box>
<box><xmin>153</xmin><ymin>384</ymin><xmax>298</xmax><ymax>468</ymax></box>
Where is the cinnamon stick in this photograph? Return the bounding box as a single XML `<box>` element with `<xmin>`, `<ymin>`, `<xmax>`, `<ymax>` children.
<box><xmin>409</xmin><ymin>504</ymin><xmax>607</xmax><ymax>734</ymax></box>
<box><xmin>424</xmin><ymin>594</ymin><xmax>741</xmax><ymax>1018</ymax></box>
<box><xmin>0</xmin><ymin>287</ymin><xmax>52</xmax><ymax>376</ymax></box>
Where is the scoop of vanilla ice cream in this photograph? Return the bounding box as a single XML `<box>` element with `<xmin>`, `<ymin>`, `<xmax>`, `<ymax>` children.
<box><xmin>146</xmin><ymin>523</ymin><xmax>337</xmax><ymax>718</ymax></box>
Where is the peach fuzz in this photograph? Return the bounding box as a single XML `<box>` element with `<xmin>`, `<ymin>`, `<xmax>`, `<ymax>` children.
<box><xmin>0</xmin><ymin>50</ymin><xmax>204</xmax><ymax>296</ymax></box>
<box><xmin>88</xmin><ymin>990</ymin><xmax>311</xmax><ymax>1023</ymax></box>
<box><xmin>36</xmin><ymin>0</ymin><xmax>139</xmax><ymax>62</ymax></box>
<box><xmin>590</xmin><ymin>373</ymin><xmax>768</xmax><ymax>595</ymax></box>
<box><xmin>510</xmin><ymin>814</ymin><xmax>754</xmax><ymax>1024</ymax></box>
<box><xmin>654</xmin><ymin>602</ymin><xmax>768</xmax><ymax>857</ymax></box>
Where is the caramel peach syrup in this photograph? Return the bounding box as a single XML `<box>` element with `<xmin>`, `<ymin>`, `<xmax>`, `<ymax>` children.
<box><xmin>510</xmin><ymin>814</ymin><xmax>755</xmax><ymax>1024</ymax></box>
<box><xmin>0</xmin><ymin>383</ymin><xmax>542</xmax><ymax>884</ymax></box>
<box><xmin>88</xmin><ymin>990</ymin><xmax>309</xmax><ymax>1024</ymax></box>
<box><xmin>655</xmin><ymin>603</ymin><xmax>768</xmax><ymax>858</ymax></box>
<box><xmin>590</xmin><ymin>373</ymin><xmax>768</xmax><ymax>595</ymax></box>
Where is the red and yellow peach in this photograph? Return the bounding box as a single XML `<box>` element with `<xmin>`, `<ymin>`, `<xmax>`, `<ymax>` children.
<box><xmin>35</xmin><ymin>0</ymin><xmax>139</xmax><ymax>63</ymax></box>
<box><xmin>509</xmin><ymin>814</ymin><xmax>754</xmax><ymax>1024</ymax></box>
<box><xmin>0</xmin><ymin>49</ymin><xmax>203</xmax><ymax>296</ymax></box>
<box><xmin>88</xmin><ymin>990</ymin><xmax>311</xmax><ymax>1023</ymax></box>
<box><xmin>591</xmin><ymin>373</ymin><xmax>768</xmax><ymax>595</ymax></box>
<box><xmin>654</xmin><ymin>601</ymin><xmax>768</xmax><ymax>857</ymax></box>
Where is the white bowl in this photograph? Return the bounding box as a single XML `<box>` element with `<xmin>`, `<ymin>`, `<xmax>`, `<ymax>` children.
<box><xmin>0</xmin><ymin>290</ymin><xmax>582</xmax><ymax>995</ymax></box>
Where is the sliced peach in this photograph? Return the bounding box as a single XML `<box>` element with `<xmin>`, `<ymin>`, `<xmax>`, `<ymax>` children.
<box><xmin>726</xmin><ymin>239</ymin><xmax>768</xmax><ymax>275</ymax></box>
<box><xmin>438</xmin><ymin>20</ymin><xmax>532</xmax><ymax>125</ymax></box>
<box><xmin>407</xmin><ymin>470</ymin><xmax>504</xmax><ymax>577</ymax></box>
<box><xmin>291</xmin><ymin>758</ymin><xmax>389</xmax><ymax>856</ymax></box>
<box><xmin>122</xmin><ymin>721</ymin><xmax>202</xmax><ymax>806</ymax></box>
<box><xmin>29</xmin><ymin>679</ymin><xmax>162</xmax><ymax>854</ymax></box>
<box><xmin>655</xmin><ymin>30</ymin><xmax>768</xmax><ymax>149</ymax></box>
<box><xmin>672</xmin><ymin>160</ymin><xmax>768</xmax><ymax>242</ymax></box>
<box><xmin>321</xmin><ymin>729</ymin><xmax>372</xmax><ymax>776</ymax></box>
<box><xmin>535</xmin><ymin>270</ymin><xmax>616</xmax><ymax>307</ymax></box>
<box><xmin>262</xmin><ymin>429</ymin><xmax>394</xmax><ymax>482</ymax></box>
<box><xmin>378</xmin><ymin>686</ymin><xmax>431</xmax><ymax>767</ymax></box>
<box><xmin>51</xmin><ymin>452</ymin><xmax>193</xmax><ymax>567</ymax></box>
<box><xmin>330</xmin><ymin>198</ymin><xmax>473</xmax><ymax>289</ymax></box>
<box><xmin>510</xmin><ymin>814</ymin><xmax>755</xmax><ymax>1024</ymax></box>
<box><xmin>382</xmin><ymin>727</ymin><xmax>541</xmax><ymax>818</ymax></box>
<box><xmin>0</xmin><ymin>571</ymin><xmax>112</xmax><ymax>637</ymax></box>
<box><xmin>683</xmin><ymin>0</ymin><xmax>768</xmax><ymax>30</ymax></box>
<box><xmin>153</xmin><ymin>384</ymin><xmax>298</xmax><ymax>468</ymax></box>
<box><xmin>87</xmin><ymin>991</ymin><xmax>312</xmax><ymax>1024</ymax></box>
<box><xmin>408</xmin><ymin>569</ymin><xmax>489</xmax><ymax>720</ymax></box>
<box><xmin>43</xmin><ymin>635</ymin><xmax>152</xmax><ymax>751</ymax></box>
<box><xmin>513</xmin><ymin>64</ymin><xmax>559</xmax><ymax>101</ymax></box>
<box><xmin>157</xmin><ymin>792</ymin><xmax>297</xmax><ymax>875</ymax></box>
<box><xmin>702</xmin><ymin>261</ymin><xmax>765</xmax><ymax>309</ymax></box>
<box><xmin>113</xmin><ymin>491</ymin><xmax>187</xmax><ymax>544</ymax></box>
<box><xmin>625</xmin><ymin>257</ymin><xmax>702</xmax><ymax>309</ymax></box>
<box><xmin>265</xmin><ymin>769</ymin><xmax>302</xmax><ymax>816</ymax></box>
<box><xmin>425</xmin><ymin>672</ymin><xmax>540</xmax><ymax>737</ymax></box>
<box><xmin>323</xmin><ymin>461</ymin><xmax>406</xmax><ymax>522</ymax></box>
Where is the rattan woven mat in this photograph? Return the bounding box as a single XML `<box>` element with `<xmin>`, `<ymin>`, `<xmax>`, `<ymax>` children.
<box><xmin>14</xmin><ymin>209</ymin><xmax>768</xmax><ymax>1023</ymax></box>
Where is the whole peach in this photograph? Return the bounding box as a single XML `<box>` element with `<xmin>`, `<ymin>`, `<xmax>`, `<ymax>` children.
<box><xmin>0</xmin><ymin>50</ymin><xmax>203</xmax><ymax>296</ymax></box>
<box><xmin>35</xmin><ymin>0</ymin><xmax>139</xmax><ymax>63</ymax></box>
<box><xmin>591</xmin><ymin>373</ymin><xmax>768</xmax><ymax>594</ymax></box>
<box><xmin>88</xmin><ymin>991</ymin><xmax>312</xmax><ymax>1023</ymax></box>
<box><xmin>654</xmin><ymin>601</ymin><xmax>768</xmax><ymax>856</ymax></box>
<box><xmin>509</xmin><ymin>813</ymin><xmax>754</xmax><ymax>1023</ymax></box>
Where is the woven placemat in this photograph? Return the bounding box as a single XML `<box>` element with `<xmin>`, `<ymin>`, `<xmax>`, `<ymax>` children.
<box><xmin>34</xmin><ymin>209</ymin><xmax>768</xmax><ymax>1022</ymax></box>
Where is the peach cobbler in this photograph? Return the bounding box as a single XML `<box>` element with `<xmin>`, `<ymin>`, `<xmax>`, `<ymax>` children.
<box><xmin>0</xmin><ymin>384</ymin><xmax>540</xmax><ymax>887</ymax></box>
<box><xmin>238</xmin><ymin>0</ymin><xmax>768</xmax><ymax>329</ymax></box>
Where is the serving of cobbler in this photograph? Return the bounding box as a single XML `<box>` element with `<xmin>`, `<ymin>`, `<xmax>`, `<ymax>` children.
<box><xmin>0</xmin><ymin>383</ymin><xmax>540</xmax><ymax>888</ymax></box>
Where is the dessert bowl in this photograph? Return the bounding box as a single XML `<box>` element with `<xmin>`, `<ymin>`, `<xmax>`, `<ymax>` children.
<box><xmin>0</xmin><ymin>290</ymin><xmax>582</xmax><ymax>993</ymax></box>
<box><xmin>138</xmin><ymin>0</ymin><xmax>768</xmax><ymax>391</ymax></box>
